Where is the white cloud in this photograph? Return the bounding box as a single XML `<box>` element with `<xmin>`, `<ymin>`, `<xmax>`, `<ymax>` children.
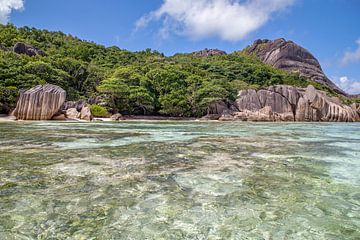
<box><xmin>333</xmin><ymin>76</ymin><xmax>360</xmax><ymax>95</ymax></box>
<box><xmin>340</xmin><ymin>38</ymin><xmax>360</xmax><ymax>66</ymax></box>
<box><xmin>0</xmin><ymin>0</ymin><xmax>24</xmax><ymax>24</ymax></box>
<box><xmin>136</xmin><ymin>0</ymin><xmax>296</xmax><ymax>41</ymax></box>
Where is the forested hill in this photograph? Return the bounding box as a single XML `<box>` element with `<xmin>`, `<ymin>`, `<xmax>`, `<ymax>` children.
<box><xmin>0</xmin><ymin>24</ymin><xmax>339</xmax><ymax>117</ymax></box>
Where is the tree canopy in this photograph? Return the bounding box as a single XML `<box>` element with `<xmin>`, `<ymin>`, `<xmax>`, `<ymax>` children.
<box><xmin>0</xmin><ymin>24</ymin><xmax>322</xmax><ymax>116</ymax></box>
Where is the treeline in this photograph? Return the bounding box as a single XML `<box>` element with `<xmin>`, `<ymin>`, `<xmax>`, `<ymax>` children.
<box><xmin>0</xmin><ymin>24</ymin><xmax>313</xmax><ymax>116</ymax></box>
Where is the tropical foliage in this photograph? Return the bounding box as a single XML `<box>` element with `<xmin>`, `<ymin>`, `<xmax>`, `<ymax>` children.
<box><xmin>0</xmin><ymin>24</ymin><xmax>326</xmax><ymax>116</ymax></box>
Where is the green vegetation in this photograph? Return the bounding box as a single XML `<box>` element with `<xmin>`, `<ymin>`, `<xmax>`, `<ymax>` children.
<box><xmin>0</xmin><ymin>24</ymin><xmax>329</xmax><ymax>116</ymax></box>
<box><xmin>90</xmin><ymin>104</ymin><xmax>110</xmax><ymax>118</ymax></box>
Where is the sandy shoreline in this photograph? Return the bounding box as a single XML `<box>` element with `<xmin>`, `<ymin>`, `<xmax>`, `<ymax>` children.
<box><xmin>0</xmin><ymin>115</ymin><xmax>201</xmax><ymax>122</ymax></box>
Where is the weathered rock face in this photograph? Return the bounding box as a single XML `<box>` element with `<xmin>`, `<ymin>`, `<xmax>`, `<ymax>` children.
<box><xmin>193</xmin><ymin>48</ymin><xmax>226</xmax><ymax>57</ymax></box>
<box><xmin>246</xmin><ymin>39</ymin><xmax>346</xmax><ymax>95</ymax></box>
<box><xmin>79</xmin><ymin>106</ymin><xmax>93</xmax><ymax>121</ymax></box>
<box><xmin>65</xmin><ymin>108</ymin><xmax>80</xmax><ymax>119</ymax></box>
<box><xmin>207</xmin><ymin>100</ymin><xmax>229</xmax><ymax>115</ymax></box>
<box><xmin>13</xmin><ymin>84</ymin><xmax>66</xmax><ymax>120</ymax></box>
<box><xmin>13</xmin><ymin>42</ymin><xmax>47</xmax><ymax>57</ymax></box>
<box><xmin>295</xmin><ymin>85</ymin><xmax>359</xmax><ymax>122</ymax></box>
<box><xmin>231</xmin><ymin>85</ymin><xmax>359</xmax><ymax>122</ymax></box>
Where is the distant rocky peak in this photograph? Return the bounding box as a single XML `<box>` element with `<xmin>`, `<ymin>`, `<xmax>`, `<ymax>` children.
<box><xmin>246</xmin><ymin>38</ymin><xmax>346</xmax><ymax>96</ymax></box>
<box><xmin>192</xmin><ymin>48</ymin><xmax>227</xmax><ymax>57</ymax></box>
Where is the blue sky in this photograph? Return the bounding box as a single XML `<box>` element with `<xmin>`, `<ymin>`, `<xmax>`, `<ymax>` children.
<box><xmin>1</xmin><ymin>0</ymin><xmax>360</xmax><ymax>94</ymax></box>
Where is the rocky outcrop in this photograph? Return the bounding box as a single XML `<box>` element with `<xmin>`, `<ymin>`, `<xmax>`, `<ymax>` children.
<box><xmin>13</xmin><ymin>42</ymin><xmax>47</xmax><ymax>57</ymax></box>
<box><xmin>229</xmin><ymin>85</ymin><xmax>359</xmax><ymax>122</ymax></box>
<box><xmin>295</xmin><ymin>86</ymin><xmax>358</xmax><ymax>122</ymax></box>
<box><xmin>0</xmin><ymin>42</ymin><xmax>47</xmax><ymax>57</ymax></box>
<box><xmin>13</xmin><ymin>84</ymin><xmax>66</xmax><ymax>120</ymax></box>
<box><xmin>246</xmin><ymin>39</ymin><xmax>346</xmax><ymax>95</ymax></box>
<box><xmin>193</xmin><ymin>48</ymin><xmax>226</xmax><ymax>57</ymax></box>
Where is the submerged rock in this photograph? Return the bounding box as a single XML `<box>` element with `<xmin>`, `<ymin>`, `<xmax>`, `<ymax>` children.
<box><xmin>13</xmin><ymin>84</ymin><xmax>66</xmax><ymax>120</ymax></box>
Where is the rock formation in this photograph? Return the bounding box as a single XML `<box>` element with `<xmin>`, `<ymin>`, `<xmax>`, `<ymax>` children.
<box><xmin>0</xmin><ymin>42</ymin><xmax>47</xmax><ymax>57</ymax></box>
<box><xmin>65</xmin><ymin>108</ymin><xmax>80</xmax><ymax>119</ymax></box>
<box><xmin>79</xmin><ymin>106</ymin><xmax>93</xmax><ymax>121</ymax></box>
<box><xmin>228</xmin><ymin>85</ymin><xmax>359</xmax><ymax>122</ymax></box>
<box><xmin>13</xmin><ymin>42</ymin><xmax>47</xmax><ymax>57</ymax></box>
<box><xmin>246</xmin><ymin>39</ymin><xmax>346</xmax><ymax>95</ymax></box>
<box><xmin>13</xmin><ymin>84</ymin><xmax>66</xmax><ymax>120</ymax></box>
<box><xmin>193</xmin><ymin>48</ymin><xmax>226</xmax><ymax>57</ymax></box>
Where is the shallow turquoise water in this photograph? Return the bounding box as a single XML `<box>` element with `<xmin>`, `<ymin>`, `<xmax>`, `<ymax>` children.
<box><xmin>0</xmin><ymin>121</ymin><xmax>359</xmax><ymax>239</ymax></box>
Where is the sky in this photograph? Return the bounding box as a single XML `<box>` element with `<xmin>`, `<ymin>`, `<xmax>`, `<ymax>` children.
<box><xmin>1</xmin><ymin>0</ymin><xmax>360</xmax><ymax>94</ymax></box>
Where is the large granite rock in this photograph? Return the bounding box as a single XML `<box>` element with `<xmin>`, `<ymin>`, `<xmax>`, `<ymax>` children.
<box><xmin>13</xmin><ymin>84</ymin><xmax>66</xmax><ymax>120</ymax></box>
<box><xmin>13</xmin><ymin>42</ymin><xmax>47</xmax><ymax>57</ymax></box>
<box><xmin>232</xmin><ymin>85</ymin><xmax>359</xmax><ymax>122</ymax></box>
<box><xmin>295</xmin><ymin>85</ymin><xmax>359</xmax><ymax>122</ymax></box>
<box><xmin>246</xmin><ymin>38</ymin><xmax>346</xmax><ymax>95</ymax></box>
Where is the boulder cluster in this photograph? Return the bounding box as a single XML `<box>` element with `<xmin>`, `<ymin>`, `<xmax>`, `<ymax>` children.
<box><xmin>55</xmin><ymin>100</ymin><xmax>93</xmax><ymax>121</ymax></box>
<box><xmin>12</xmin><ymin>84</ymin><xmax>94</xmax><ymax>121</ymax></box>
<box><xmin>210</xmin><ymin>85</ymin><xmax>359</xmax><ymax>122</ymax></box>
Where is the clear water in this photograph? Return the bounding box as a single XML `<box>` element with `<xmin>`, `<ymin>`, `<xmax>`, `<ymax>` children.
<box><xmin>0</xmin><ymin>121</ymin><xmax>359</xmax><ymax>239</ymax></box>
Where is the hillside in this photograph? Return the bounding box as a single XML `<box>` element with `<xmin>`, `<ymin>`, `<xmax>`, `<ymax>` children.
<box><xmin>0</xmin><ymin>24</ymin><xmax>349</xmax><ymax>117</ymax></box>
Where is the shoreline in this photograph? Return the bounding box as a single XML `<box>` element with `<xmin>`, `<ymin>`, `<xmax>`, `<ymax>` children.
<box><xmin>1</xmin><ymin>114</ymin><xmax>360</xmax><ymax>123</ymax></box>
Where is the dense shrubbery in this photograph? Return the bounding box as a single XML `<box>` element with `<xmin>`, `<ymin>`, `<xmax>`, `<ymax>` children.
<box><xmin>0</xmin><ymin>24</ymin><xmax>321</xmax><ymax>116</ymax></box>
<box><xmin>90</xmin><ymin>105</ymin><xmax>110</xmax><ymax>118</ymax></box>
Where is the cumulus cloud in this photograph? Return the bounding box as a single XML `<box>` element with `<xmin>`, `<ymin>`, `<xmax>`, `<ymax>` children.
<box><xmin>136</xmin><ymin>0</ymin><xmax>296</xmax><ymax>41</ymax></box>
<box><xmin>333</xmin><ymin>76</ymin><xmax>360</xmax><ymax>95</ymax></box>
<box><xmin>0</xmin><ymin>0</ymin><xmax>24</xmax><ymax>24</ymax></box>
<box><xmin>340</xmin><ymin>38</ymin><xmax>360</xmax><ymax>66</ymax></box>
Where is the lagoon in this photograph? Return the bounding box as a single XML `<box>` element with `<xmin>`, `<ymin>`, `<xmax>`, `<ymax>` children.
<box><xmin>0</xmin><ymin>121</ymin><xmax>359</xmax><ymax>239</ymax></box>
